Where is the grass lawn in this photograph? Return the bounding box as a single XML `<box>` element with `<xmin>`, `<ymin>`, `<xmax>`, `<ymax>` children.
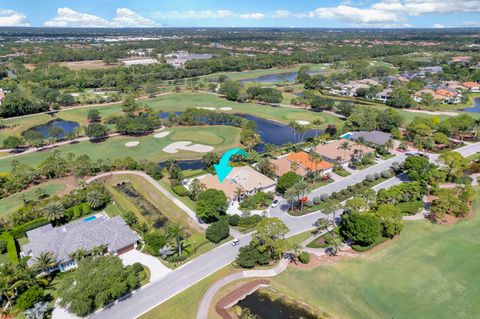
<box><xmin>0</xmin><ymin>113</ymin><xmax>53</xmax><ymax>145</ymax></box>
<box><xmin>104</xmin><ymin>173</ymin><xmax>202</xmax><ymax>234</ymax></box>
<box><xmin>0</xmin><ymin>125</ymin><xmax>241</xmax><ymax>172</ymax></box>
<box><xmin>286</xmin><ymin>230</ymin><xmax>315</xmax><ymax>247</ymax></box>
<box><xmin>139</xmin><ymin>265</ymin><xmax>237</xmax><ymax>319</ymax></box>
<box><xmin>269</xmin><ymin>188</ymin><xmax>480</xmax><ymax>319</ymax></box>
<box><xmin>0</xmin><ymin>181</ymin><xmax>66</xmax><ymax>217</ymax></box>
<box><xmin>138</xmin><ymin>92</ymin><xmax>343</xmax><ymax>128</ymax></box>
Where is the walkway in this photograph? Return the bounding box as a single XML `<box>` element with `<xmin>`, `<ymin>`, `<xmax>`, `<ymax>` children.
<box><xmin>86</xmin><ymin>170</ymin><xmax>206</xmax><ymax>229</ymax></box>
<box><xmin>119</xmin><ymin>250</ymin><xmax>172</xmax><ymax>283</ymax></box>
<box><xmin>196</xmin><ymin>258</ymin><xmax>290</xmax><ymax>319</ymax></box>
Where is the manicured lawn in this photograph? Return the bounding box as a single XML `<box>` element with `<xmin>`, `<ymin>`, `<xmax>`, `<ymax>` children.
<box><xmin>286</xmin><ymin>230</ymin><xmax>315</xmax><ymax>247</ymax></box>
<box><xmin>138</xmin><ymin>92</ymin><xmax>344</xmax><ymax>128</ymax></box>
<box><xmin>0</xmin><ymin>125</ymin><xmax>241</xmax><ymax>172</ymax></box>
<box><xmin>0</xmin><ymin>113</ymin><xmax>52</xmax><ymax>144</ymax></box>
<box><xmin>269</xmin><ymin>188</ymin><xmax>480</xmax><ymax>319</ymax></box>
<box><xmin>0</xmin><ymin>182</ymin><xmax>65</xmax><ymax>216</ymax></box>
<box><xmin>139</xmin><ymin>265</ymin><xmax>237</xmax><ymax>319</ymax></box>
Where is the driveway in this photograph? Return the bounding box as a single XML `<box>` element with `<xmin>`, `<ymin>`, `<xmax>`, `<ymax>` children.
<box><xmin>119</xmin><ymin>250</ymin><xmax>171</xmax><ymax>283</ymax></box>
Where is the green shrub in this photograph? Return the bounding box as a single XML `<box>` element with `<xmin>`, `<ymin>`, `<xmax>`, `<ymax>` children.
<box><xmin>206</xmin><ymin>221</ymin><xmax>230</xmax><ymax>243</ymax></box>
<box><xmin>167</xmin><ymin>255</ymin><xmax>187</xmax><ymax>263</ymax></box>
<box><xmin>0</xmin><ymin>239</ymin><xmax>7</xmax><ymax>253</ymax></box>
<box><xmin>298</xmin><ymin>252</ymin><xmax>310</xmax><ymax>264</ymax></box>
<box><xmin>397</xmin><ymin>201</ymin><xmax>424</xmax><ymax>215</ymax></box>
<box><xmin>10</xmin><ymin>218</ymin><xmax>49</xmax><ymax>238</ymax></box>
<box><xmin>351</xmin><ymin>237</ymin><xmax>388</xmax><ymax>252</ymax></box>
<box><xmin>238</xmin><ymin>215</ymin><xmax>262</xmax><ymax>227</ymax></box>
<box><xmin>228</xmin><ymin>214</ymin><xmax>241</xmax><ymax>226</ymax></box>
<box><xmin>16</xmin><ymin>286</ymin><xmax>44</xmax><ymax>311</ymax></box>
<box><xmin>0</xmin><ymin>232</ymin><xmax>18</xmax><ymax>264</ymax></box>
<box><xmin>131</xmin><ymin>262</ymin><xmax>144</xmax><ymax>273</ymax></box>
<box><xmin>172</xmin><ymin>185</ymin><xmax>190</xmax><ymax>197</ymax></box>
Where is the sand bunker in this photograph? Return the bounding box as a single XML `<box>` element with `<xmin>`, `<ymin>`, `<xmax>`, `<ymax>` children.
<box><xmin>196</xmin><ymin>107</ymin><xmax>216</xmax><ymax>111</ymax></box>
<box><xmin>296</xmin><ymin>120</ymin><xmax>310</xmax><ymax>125</ymax></box>
<box><xmin>219</xmin><ymin>107</ymin><xmax>232</xmax><ymax>111</ymax></box>
<box><xmin>125</xmin><ymin>141</ymin><xmax>140</xmax><ymax>147</ymax></box>
<box><xmin>163</xmin><ymin>141</ymin><xmax>214</xmax><ymax>154</ymax></box>
<box><xmin>154</xmin><ymin>131</ymin><xmax>170</xmax><ymax>138</ymax></box>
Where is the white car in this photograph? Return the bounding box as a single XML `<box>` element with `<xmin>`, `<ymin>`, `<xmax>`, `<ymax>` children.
<box><xmin>270</xmin><ymin>199</ymin><xmax>280</xmax><ymax>208</ymax></box>
<box><xmin>231</xmin><ymin>238</ymin><xmax>240</xmax><ymax>246</ymax></box>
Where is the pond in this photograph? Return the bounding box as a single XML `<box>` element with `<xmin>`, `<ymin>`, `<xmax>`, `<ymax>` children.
<box><xmin>235</xmin><ymin>290</ymin><xmax>318</xmax><ymax>319</ymax></box>
<box><xmin>462</xmin><ymin>97</ymin><xmax>480</xmax><ymax>113</ymax></box>
<box><xmin>239</xmin><ymin>71</ymin><xmax>322</xmax><ymax>84</ymax></box>
<box><xmin>159</xmin><ymin>159</ymin><xmax>205</xmax><ymax>171</ymax></box>
<box><xmin>23</xmin><ymin>119</ymin><xmax>80</xmax><ymax>139</ymax></box>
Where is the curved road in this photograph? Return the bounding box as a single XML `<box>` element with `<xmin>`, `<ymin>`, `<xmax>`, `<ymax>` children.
<box><xmin>86</xmin><ymin>142</ymin><xmax>480</xmax><ymax>319</ymax></box>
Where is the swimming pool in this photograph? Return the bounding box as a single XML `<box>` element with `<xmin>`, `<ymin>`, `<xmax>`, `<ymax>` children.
<box><xmin>341</xmin><ymin>132</ymin><xmax>352</xmax><ymax>139</ymax></box>
<box><xmin>83</xmin><ymin>215</ymin><xmax>97</xmax><ymax>222</ymax></box>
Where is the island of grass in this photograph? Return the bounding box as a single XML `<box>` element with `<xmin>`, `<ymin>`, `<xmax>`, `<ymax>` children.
<box><xmin>0</xmin><ymin>125</ymin><xmax>240</xmax><ymax>172</ymax></box>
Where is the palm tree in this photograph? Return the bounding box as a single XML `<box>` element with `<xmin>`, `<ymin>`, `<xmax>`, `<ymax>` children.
<box><xmin>34</xmin><ymin>252</ymin><xmax>56</xmax><ymax>275</ymax></box>
<box><xmin>338</xmin><ymin>141</ymin><xmax>351</xmax><ymax>162</ymax></box>
<box><xmin>329</xmin><ymin>235</ymin><xmax>343</xmax><ymax>256</ymax></box>
<box><xmin>293</xmin><ymin>181</ymin><xmax>310</xmax><ymax>213</ymax></box>
<box><xmin>234</xmin><ymin>188</ymin><xmax>243</xmax><ymax>202</ymax></box>
<box><xmin>87</xmin><ymin>191</ymin><xmax>105</xmax><ymax>209</ymax></box>
<box><xmin>68</xmin><ymin>248</ymin><xmax>88</xmax><ymax>261</ymax></box>
<box><xmin>43</xmin><ymin>201</ymin><xmax>65</xmax><ymax>222</ymax></box>
<box><xmin>290</xmin><ymin>161</ymin><xmax>299</xmax><ymax>174</ymax></box>
<box><xmin>308</xmin><ymin>151</ymin><xmax>322</xmax><ymax>184</ymax></box>
<box><xmin>312</xmin><ymin>119</ymin><xmax>323</xmax><ymax>139</ymax></box>
<box><xmin>284</xmin><ymin>187</ymin><xmax>298</xmax><ymax>212</ymax></box>
<box><xmin>135</xmin><ymin>222</ymin><xmax>151</xmax><ymax>238</ymax></box>
<box><xmin>291</xmin><ymin>243</ymin><xmax>301</xmax><ymax>264</ymax></box>
<box><xmin>323</xmin><ymin>199</ymin><xmax>341</xmax><ymax>229</ymax></box>
<box><xmin>384</xmin><ymin>138</ymin><xmax>394</xmax><ymax>152</ymax></box>
<box><xmin>167</xmin><ymin>223</ymin><xmax>184</xmax><ymax>256</ymax></box>
<box><xmin>92</xmin><ymin>245</ymin><xmax>106</xmax><ymax>257</ymax></box>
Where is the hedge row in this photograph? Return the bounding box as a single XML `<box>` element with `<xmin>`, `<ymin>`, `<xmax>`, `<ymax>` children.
<box><xmin>351</xmin><ymin>236</ymin><xmax>389</xmax><ymax>252</ymax></box>
<box><xmin>66</xmin><ymin>202</ymin><xmax>91</xmax><ymax>220</ymax></box>
<box><xmin>0</xmin><ymin>232</ymin><xmax>19</xmax><ymax>264</ymax></box>
<box><xmin>10</xmin><ymin>217</ymin><xmax>49</xmax><ymax>239</ymax></box>
<box><xmin>397</xmin><ymin>201</ymin><xmax>424</xmax><ymax>215</ymax></box>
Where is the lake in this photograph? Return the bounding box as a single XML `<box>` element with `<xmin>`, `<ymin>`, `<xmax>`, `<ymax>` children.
<box><xmin>462</xmin><ymin>98</ymin><xmax>480</xmax><ymax>113</ymax></box>
<box><xmin>23</xmin><ymin>119</ymin><xmax>80</xmax><ymax>139</ymax></box>
<box><xmin>236</xmin><ymin>290</ymin><xmax>318</xmax><ymax>319</ymax></box>
<box><xmin>239</xmin><ymin>71</ymin><xmax>323</xmax><ymax>84</ymax></box>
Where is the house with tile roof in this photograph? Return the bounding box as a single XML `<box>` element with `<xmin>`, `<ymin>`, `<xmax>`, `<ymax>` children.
<box><xmin>271</xmin><ymin>151</ymin><xmax>333</xmax><ymax>178</ymax></box>
<box><xmin>463</xmin><ymin>82</ymin><xmax>480</xmax><ymax>93</ymax></box>
<box><xmin>21</xmin><ymin>213</ymin><xmax>138</xmax><ymax>272</ymax></box>
<box><xmin>314</xmin><ymin>139</ymin><xmax>374</xmax><ymax>167</ymax></box>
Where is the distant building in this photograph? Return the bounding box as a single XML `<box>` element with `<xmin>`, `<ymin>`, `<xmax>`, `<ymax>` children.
<box><xmin>463</xmin><ymin>82</ymin><xmax>480</xmax><ymax>93</ymax></box>
<box><xmin>21</xmin><ymin>213</ymin><xmax>138</xmax><ymax>272</ymax></box>
<box><xmin>121</xmin><ymin>58</ymin><xmax>159</xmax><ymax>66</ymax></box>
<box><xmin>374</xmin><ymin>89</ymin><xmax>392</xmax><ymax>103</ymax></box>
<box><xmin>419</xmin><ymin>66</ymin><xmax>443</xmax><ymax>75</ymax></box>
<box><xmin>165</xmin><ymin>51</ymin><xmax>214</xmax><ymax>68</ymax></box>
<box><xmin>451</xmin><ymin>56</ymin><xmax>472</xmax><ymax>63</ymax></box>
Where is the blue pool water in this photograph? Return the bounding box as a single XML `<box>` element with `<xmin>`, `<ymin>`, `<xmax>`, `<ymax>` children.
<box><xmin>341</xmin><ymin>132</ymin><xmax>352</xmax><ymax>139</ymax></box>
<box><xmin>83</xmin><ymin>216</ymin><xmax>97</xmax><ymax>222</ymax></box>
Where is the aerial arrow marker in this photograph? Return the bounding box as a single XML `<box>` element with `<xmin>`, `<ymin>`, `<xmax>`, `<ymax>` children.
<box><xmin>214</xmin><ymin>148</ymin><xmax>250</xmax><ymax>183</ymax></box>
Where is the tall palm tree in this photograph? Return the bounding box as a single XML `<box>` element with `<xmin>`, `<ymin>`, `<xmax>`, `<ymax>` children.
<box><xmin>290</xmin><ymin>161</ymin><xmax>299</xmax><ymax>174</ymax></box>
<box><xmin>87</xmin><ymin>191</ymin><xmax>105</xmax><ymax>209</ymax></box>
<box><xmin>284</xmin><ymin>188</ymin><xmax>298</xmax><ymax>212</ymax></box>
<box><xmin>167</xmin><ymin>223</ymin><xmax>184</xmax><ymax>256</ymax></box>
<box><xmin>323</xmin><ymin>199</ymin><xmax>341</xmax><ymax>229</ymax></box>
<box><xmin>34</xmin><ymin>252</ymin><xmax>56</xmax><ymax>275</ymax></box>
<box><xmin>308</xmin><ymin>151</ymin><xmax>322</xmax><ymax>184</ymax></box>
<box><xmin>293</xmin><ymin>181</ymin><xmax>310</xmax><ymax>213</ymax></box>
<box><xmin>384</xmin><ymin>138</ymin><xmax>394</xmax><ymax>152</ymax></box>
<box><xmin>43</xmin><ymin>201</ymin><xmax>65</xmax><ymax>222</ymax></box>
<box><xmin>312</xmin><ymin>119</ymin><xmax>323</xmax><ymax>139</ymax></box>
<box><xmin>338</xmin><ymin>141</ymin><xmax>351</xmax><ymax>162</ymax></box>
<box><xmin>135</xmin><ymin>222</ymin><xmax>151</xmax><ymax>238</ymax></box>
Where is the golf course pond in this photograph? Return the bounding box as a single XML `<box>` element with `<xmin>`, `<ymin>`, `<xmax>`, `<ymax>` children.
<box><xmin>462</xmin><ymin>97</ymin><xmax>480</xmax><ymax>113</ymax></box>
<box><xmin>239</xmin><ymin>71</ymin><xmax>323</xmax><ymax>84</ymax></box>
<box><xmin>234</xmin><ymin>289</ymin><xmax>319</xmax><ymax>319</ymax></box>
<box><xmin>22</xmin><ymin>119</ymin><xmax>80</xmax><ymax>139</ymax></box>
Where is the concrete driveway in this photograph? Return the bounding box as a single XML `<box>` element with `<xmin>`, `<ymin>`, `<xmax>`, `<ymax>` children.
<box><xmin>119</xmin><ymin>250</ymin><xmax>171</xmax><ymax>283</ymax></box>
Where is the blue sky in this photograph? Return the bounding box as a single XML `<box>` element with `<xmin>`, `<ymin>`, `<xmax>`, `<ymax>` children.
<box><xmin>0</xmin><ymin>0</ymin><xmax>479</xmax><ymax>28</ymax></box>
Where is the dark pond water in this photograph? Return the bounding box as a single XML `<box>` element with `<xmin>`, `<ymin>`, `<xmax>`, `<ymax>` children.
<box><xmin>239</xmin><ymin>71</ymin><xmax>322</xmax><ymax>84</ymax></box>
<box><xmin>462</xmin><ymin>98</ymin><xmax>480</xmax><ymax>113</ymax></box>
<box><xmin>23</xmin><ymin>119</ymin><xmax>80</xmax><ymax>139</ymax></box>
<box><xmin>159</xmin><ymin>159</ymin><xmax>205</xmax><ymax>171</ymax></box>
<box><xmin>236</xmin><ymin>290</ymin><xmax>318</xmax><ymax>319</ymax></box>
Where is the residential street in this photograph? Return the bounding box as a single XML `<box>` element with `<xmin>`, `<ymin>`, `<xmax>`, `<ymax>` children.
<box><xmin>88</xmin><ymin>142</ymin><xmax>480</xmax><ymax>319</ymax></box>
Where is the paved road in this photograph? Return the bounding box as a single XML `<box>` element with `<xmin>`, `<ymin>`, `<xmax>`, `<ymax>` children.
<box><xmin>87</xmin><ymin>143</ymin><xmax>480</xmax><ymax>319</ymax></box>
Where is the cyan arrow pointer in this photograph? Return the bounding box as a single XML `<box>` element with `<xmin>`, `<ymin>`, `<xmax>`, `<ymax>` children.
<box><xmin>214</xmin><ymin>148</ymin><xmax>250</xmax><ymax>183</ymax></box>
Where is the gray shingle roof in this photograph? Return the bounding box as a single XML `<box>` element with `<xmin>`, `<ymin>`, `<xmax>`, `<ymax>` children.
<box><xmin>23</xmin><ymin>214</ymin><xmax>138</xmax><ymax>266</ymax></box>
<box><xmin>350</xmin><ymin>131</ymin><xmax>391</xmax><ymax>146</ymax></box>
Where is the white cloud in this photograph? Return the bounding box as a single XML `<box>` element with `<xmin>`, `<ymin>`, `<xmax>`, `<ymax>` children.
<box><xmin>44</xmin><ymin>7</ymin><xmax>158</xmax><ymax>28</ymax></box>
<box><xmin>463</xmin><ymin>21</ymin><xmax>480</xmax><ymax>26</ymax></box>
<box><xmin>0</xmin><ymin>9</ymin><xmax>30</xmax><ymax>27</ymax></box>
<box><xmin>239</xmin><ymin>13</ymin><xmax>266</xmax><ymax>20</ymax></box>
<box><xmin>309</xmin><ymin>5</ymin><xmax>400</xmax><ymax>23</ymax></box>
<box><xmin>432</xmin><ymin>23</ymin><xmax>445</xmax><ymax>28</ymax></box>
<box><xmin>372</xmin><ymin>0</ymin><xmax>480</xmax><ymax>15</ymax></box>
<box><xmin>152</xmin><ymin>10</ymin><xmax>234</xmax><ymax>19</ymax></box>
<box><xmin>111</xmin><ymin>8</ymin><xmax>158</xmax><ymax>27</ymax></box>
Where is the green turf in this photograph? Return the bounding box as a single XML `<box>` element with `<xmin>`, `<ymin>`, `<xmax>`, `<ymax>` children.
<box><xmin>0</xmin><ymin>182</ymin><xmax>65</xmax><ymax>216</ymax></box>
<box><xmin>269</xmin><ymin>188</ymin><xmax>480</xmax><ymax>319</ymax></box>
<box><xmin>0</xmin><ymin>125</ymin><xmax>241</xmax><ymax>172</ymax></box>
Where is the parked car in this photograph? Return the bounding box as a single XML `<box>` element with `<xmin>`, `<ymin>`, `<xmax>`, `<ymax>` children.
<box><xmin>271</xmin><ymin>199</ymin><xmax>280</xmax><ymax>208</ymax></box>
<box><xmin>232</xmin><ymin>238</ymin><xmax>240</xmax><ymax>246</ymax></box>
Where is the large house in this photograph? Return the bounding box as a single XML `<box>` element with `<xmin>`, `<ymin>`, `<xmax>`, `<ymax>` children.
<box><xmin>198</xmin><ymin>166</ymin><xmax>276</xmax><ymax>203</ymax></box>
<box><xmin>463</xmin><ymin>82</ymin><xmax>480</xmax><ymax>93</ymax></box>
<box><xmin>21</xmin><ymin>213</ymin><xmax>138</xmax><ymax>272</ymax></box>
<box><xmin>271</xmin><ymin>151</ymin><xmax>333</xmax><ymax>177</ymax></box>
<box><xmin>350</xmin><ymin>131</ymin><xmax>392</xmax><ymax>146</ymax></box>
<box><xmin>314</xmin><ymin>139</ymin><xmax>374</xmax><ymax>167</ymax></box>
